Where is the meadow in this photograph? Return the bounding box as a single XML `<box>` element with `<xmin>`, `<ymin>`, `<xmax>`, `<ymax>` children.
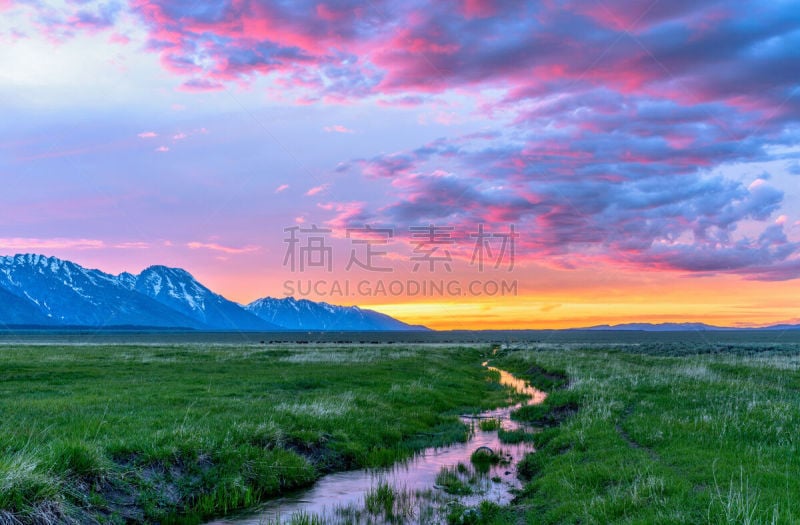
<box><xmin>1</xmin><ymin>336</ymin><xmax>799</xmax><ymax>524</ymax></box>
<box><xmin>493</xmin><ymin>341</ymin><xmax>800</xmax><ymax>525</ymax></box>
<box><xmin>0</xmin><ymin>344</ymin><xmax>511</xmax><ymax>523</ymax></box>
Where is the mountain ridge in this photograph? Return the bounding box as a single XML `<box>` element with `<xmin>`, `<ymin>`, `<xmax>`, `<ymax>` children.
<box><xmin>126</xmin><ymin>265</ymin><xmax>275</xmax><ymax>330</ymax></box>
<box><xmin>0</xmin><ymin>254</ymin><xmax>425</xmax><ymax>331</ymax></box>
<box><xmin>0</xmin><ymin>254</ymin><xmax>202</xmax><ymax>329</ymax></box>
<box><xmin>245</xmin><ymin>296</ymin><xmax>428</xmax><ymax>331</ymax></box>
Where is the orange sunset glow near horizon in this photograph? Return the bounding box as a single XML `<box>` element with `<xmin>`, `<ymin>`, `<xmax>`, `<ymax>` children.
<box><xmin>1</xmin><ymin>246</ymin><xmax>796</xmax><ymax>331</ymax></box>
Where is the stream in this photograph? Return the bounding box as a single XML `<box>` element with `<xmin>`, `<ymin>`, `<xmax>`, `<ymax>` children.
<box><xmin>208</xmin><ymin>364</ymin><xmax>545</xmax><ymax>524</ymax></box>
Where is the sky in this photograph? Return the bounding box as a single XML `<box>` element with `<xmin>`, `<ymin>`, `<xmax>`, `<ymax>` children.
<box><xmin>1</xmin><ymin>0</ymin><xmax>799</xmax><ymax>329</ymax></box>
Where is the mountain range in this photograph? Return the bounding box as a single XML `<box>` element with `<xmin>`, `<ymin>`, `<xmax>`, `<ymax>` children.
<box><xmin>2</xmin><ymin>254</ymin><xmax>796</xmax><ymax>333</ymax></box>
<box><xmin>0</xmin><ymin>254</ymin><xmax>426</xmax><ymax>331</ymax></box>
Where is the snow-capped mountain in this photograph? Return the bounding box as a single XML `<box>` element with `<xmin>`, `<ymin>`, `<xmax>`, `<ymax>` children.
<box><xmin>0</xmin><ymin>254</ymin><xmax>203</xmax><ymax>328</ymax></box>
<box><xmin>125</xmin><ymin>265</ymin><xmax>275</xmax><ymax>330</ymax></box>
<box><xmin>246</xmin><ymin>296</ymin><xmax>427</xmax><ymax>331</ymax></box>
<box><xmin>0</xmin><ymin>254</ymin><xmax>421</xmax><ymax>331</ymax></box>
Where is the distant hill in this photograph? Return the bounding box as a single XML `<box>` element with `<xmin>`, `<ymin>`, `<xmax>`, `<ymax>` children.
<box><xmin>0</xmin><ymin>254</ymin><xmax>422</xmax><ymax>331</ymax></box>
<box><xmin>580</xmin><ymin>322</ymin><xmax>800</xmax><ymax>331</ymax></box>
<box><xmin>757</xmin><ymin>324</ymin><xmax>800</xmax><ymax>331</ymax></box>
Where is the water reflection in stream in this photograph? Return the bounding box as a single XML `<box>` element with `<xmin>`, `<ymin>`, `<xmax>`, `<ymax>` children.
<box><xmin>209</xmin><ymin>364</ymin><xmax>545</xmax><ymax>524</ymax></box>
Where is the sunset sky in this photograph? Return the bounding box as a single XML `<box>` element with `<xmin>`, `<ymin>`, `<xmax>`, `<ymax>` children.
<box><xmin>1</xmin><ymin>0</ymin><xmax>799</xmax><ymax>329</ymax></box>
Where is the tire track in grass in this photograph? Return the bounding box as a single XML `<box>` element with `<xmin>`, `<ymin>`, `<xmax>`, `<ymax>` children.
<box><xmin>615</xmin><ymin>403</ymin><xmax>660</xmax><ymax>463</ymax></box>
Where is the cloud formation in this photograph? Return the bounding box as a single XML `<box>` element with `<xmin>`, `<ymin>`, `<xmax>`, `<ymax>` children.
<box><xmin>339</xmin><ymin>112</ymin><xmax>799</xmax><ymax>279</ymax></box>
<box><xmin>7</xmin><ymin>0</ymin><xmax>800</xmax><ymax>281</ymax></box>
<box><xmin>87</xmin><ymin>1</ymin><xmax>791</xmax><ymax>118</ymax></box>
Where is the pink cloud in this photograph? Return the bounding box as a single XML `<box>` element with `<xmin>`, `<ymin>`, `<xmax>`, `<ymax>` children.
<box><xmin>316</xmin><ymin>3</ymin><xmax>350</xmax><ymax>22</ymax></box>
<box><xmin>319</xmin><ymin>201</ymin><xmax>369</xmax><ymax>230</ymax></box>
<box><xmin>137</xmin><ymin>131</ymin><xmax>157</xmax><ymax>138</ymax></box>
<box><xmin>112</xmin><ymin>242</ymin><xmax>150</xmax><ymax>249</ymax></box>
<box><xmin>462</xmin><ymin>0</ymin><xmax>496</xmax><ymax>19</ymax></box>
<box><xmin>305</xmin><ymin>184</ymin><xmax>330</xmax><ymax>196</ymax></box>
<box><xmin>109</xmin><ymin>32</ymin><xmax>131</xmax><ymax>45</ymax></box>
<box><xmin>0</xmin><ymin>237</ymin><xmax>105</xmax><ymax>250</ymax></box>
<box><xmin>186</xmin><ymin>242</ymin><xmax>259</xmax><ymax>254</ymax></box>
<box><xmin>154</xmin><ymin>146</ymin><xmax>169</xmax><ymax>152</ymax></box>
<box><xmin>179</xmin><ymin>78</ymin><xmax>225</xmax><ymax>92</ymax></box>
<box><xmin>324</xmin><ymin>125</ymin><xmax>354</xmax><ymax>134</ymax></box>
<box><xmin>376</xmin><ymin>96</ymin><xmax>428</xmax><ymax>107</ymax></box>
<box><xmin>275</xmin><ymin>184</ymin><xmax>289</xmax><ymax>193</ymax></box>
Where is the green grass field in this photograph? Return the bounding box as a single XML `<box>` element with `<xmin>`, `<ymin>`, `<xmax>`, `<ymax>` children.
<box><xmin>1</xmin><ymin>340</ymin><xmax>799</xmax><ymax>524</ymax></box>
<box><xmin>494</xmin><ymin>343</ymin><xmax>800</xmax><ymax>525</ymax></box>
<box><xmin>0</xmin><ymin>344</ymin><xmax>512</xmax><ymax>523</ymax></box>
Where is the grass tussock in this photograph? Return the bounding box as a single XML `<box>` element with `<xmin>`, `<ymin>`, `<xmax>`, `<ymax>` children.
<box><xmin>496</xmin><ymin>428</ymin><xmax>536</xmax><ymax>444</ymax></box>
<box><xmin>478</xmin><ymin>419</ymin><xmax>501</xmax><ymax>431</ymax></box>
<box><xmin>436</xmin><ymin>464</ymin><xmax>475</xmax><ymax>496</ymax></box>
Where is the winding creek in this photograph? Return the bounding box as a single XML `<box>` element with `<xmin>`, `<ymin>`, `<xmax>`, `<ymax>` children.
<box><xmin>208</xmin><ymin>364</ymin><xmax>546</xmax><ymax>524</ymax></box>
